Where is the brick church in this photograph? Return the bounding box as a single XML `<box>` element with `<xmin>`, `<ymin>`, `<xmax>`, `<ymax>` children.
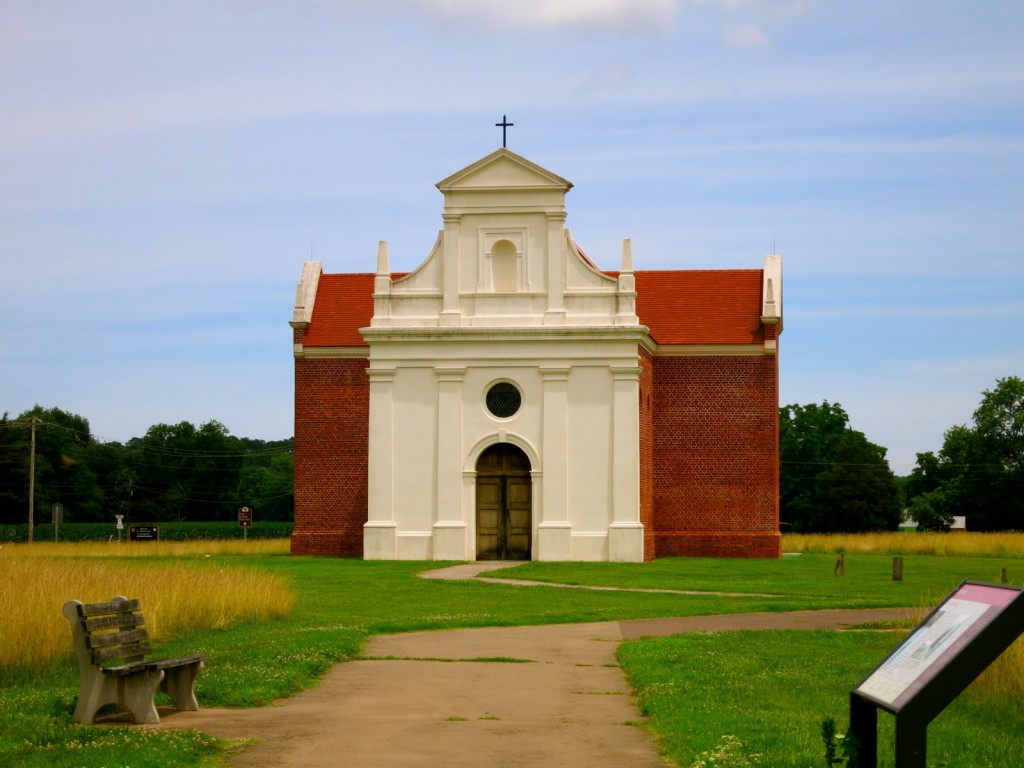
<box><xmin>290</xmin><ymin>148</ymin><xmax>782</xmax><ymax>561</ymax></box>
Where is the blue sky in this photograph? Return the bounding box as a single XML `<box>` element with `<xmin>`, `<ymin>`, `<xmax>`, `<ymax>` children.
<box><xmin>2</xmin><ymin>0</ymin><xmax>1021</xmax><ymax>475</ymax></box>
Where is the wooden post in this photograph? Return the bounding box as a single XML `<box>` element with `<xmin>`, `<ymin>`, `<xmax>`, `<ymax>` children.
<box><xmin>834</xmin><ymin>553</ymin><xmax>846</xmax><ymax>576</ymax></box>
<box><xmin>1001</xmin><ymin>567</ymin><xmax>1009</xmax><ymax>584</ymax></box>
<box><xmin>893</xmin><ymin>556</ymin><xmax>904</xmax><ymax>581</ymax></box>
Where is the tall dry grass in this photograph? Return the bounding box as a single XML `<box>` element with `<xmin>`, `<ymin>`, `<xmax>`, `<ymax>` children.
<box><xmin>783</xmin><ymin>531</ymin><xmax>1024</xmax><ymax>557</ymax></box>
<box><xmin>0</xmin><ymin>541</ymin><xmax>293</xmax><ymax>671</ymax></box>
<box><xmin>974</xmin><ymin>637</ymin><xmax>1024</xmax><ymax>704</ymax></box>
<box><xmin>12</xmin><ymin>538</ymin><xmax>291</xmax><ymax>558</ymax></box>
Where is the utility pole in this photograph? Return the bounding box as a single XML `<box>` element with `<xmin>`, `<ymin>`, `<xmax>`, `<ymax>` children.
<box><xmin>28</xmin><ymin>416</ymin><xmax>38</xmax><ymax>543</ymax></box>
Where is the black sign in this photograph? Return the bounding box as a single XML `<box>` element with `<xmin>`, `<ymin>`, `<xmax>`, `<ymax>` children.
<box><xmin>129</xmin><ymin>525</ymin><xmax>159</xmax><ymax>542</ymax></box>
<box><xmin>238</xmin><ymin>506</ymin><xmax>253</xmax><ymax>527</ymax></box>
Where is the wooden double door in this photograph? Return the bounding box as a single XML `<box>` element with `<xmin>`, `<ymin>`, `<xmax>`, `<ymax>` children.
<box><xmin>476</xmin><ymin>444</ymin><xmax>532</xmax><ymax>561</ymax></box>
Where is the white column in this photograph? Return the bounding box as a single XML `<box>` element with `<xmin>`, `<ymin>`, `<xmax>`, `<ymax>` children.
<box><xmin>364</xmin><ymin>368</ymin><xmax>397</xmax><ymax>559</ymax></box>
<box><xmin>433</xmin><ymin>366</ymin><xmax>467</xmax><ymax>560</ymax></box>
<box><xmin>609</xmin><ymin>365</ymin><xmax>644</xmax><ymax>562</ymax></box>
<box><xmin>538</xmin><ymin>366</ymin><xmax>571</xmax><ymax>559</ymax></box>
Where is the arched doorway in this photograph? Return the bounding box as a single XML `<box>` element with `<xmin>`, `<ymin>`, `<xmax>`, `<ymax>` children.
<box><xmin>476</xmin><ymin>443</ymin><xmax>532</xmax><ymax>561</ymax></box>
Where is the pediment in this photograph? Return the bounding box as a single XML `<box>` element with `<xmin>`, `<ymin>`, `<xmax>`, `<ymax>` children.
<box><xmin>437</xmin><ymin>148</ymin><xmax>572</xmax><ymax>192</ymax></box>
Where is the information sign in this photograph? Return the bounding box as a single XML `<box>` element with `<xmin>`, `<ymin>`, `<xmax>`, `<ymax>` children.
<box><xmin>850</xmin><ymin>580</ymin><xmax>1024</xmax><ymax>768</ymax></box>
<box><xmin>855</xmin><ymin>582</ymin><xmax>1018</xmax><ymax>711</ymax></box>
<box><xmin>238</xmin><ymin>506</ymin><xmax>252</xmax><ymax>527</ymax></box>
<box><xmin>129</xmin><ymin>525</ymin><xmax>159</xmax><ymax>542</ymax></box>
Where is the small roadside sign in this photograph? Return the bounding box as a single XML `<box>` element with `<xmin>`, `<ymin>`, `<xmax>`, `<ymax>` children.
<box><xmin>129</xmin><ymin>525</ymin><xmax>159</xmax><ymax>542</ymax></box>
<box><xmin>238</xmin><ymin>506</ymin><xmax>253</xmax><ymax>527</ymax></box>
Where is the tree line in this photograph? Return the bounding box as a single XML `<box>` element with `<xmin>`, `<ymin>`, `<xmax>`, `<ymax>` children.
<box><xmin>0</xmin><ymin>407</ymin><xmax>293</xmax><ymax>527</ymax></box>
<box><xmin>2</xmin><ymin>376</ymin><xmax>1021</xmax><ymax>534</ymax></box>
<box><xmin>780</xmin><ymin>376</ymin><xmax>1023</xmax><ymax>533</ymax></box>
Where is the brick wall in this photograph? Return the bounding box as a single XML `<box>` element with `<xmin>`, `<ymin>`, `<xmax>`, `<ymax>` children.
<box><xmin>291</xmin><ymin>347</ymin><xmax>780</xmax><ymax>560</ymax></box>
<box><xmin>651</xmin><ymin>354</ymin><xmax>781</xmax><ymax>558</ymax></box>
<box><xmin>292</xmin><ymin>355</ymin><xmax>369</xmax><ymax>556</ymax></box>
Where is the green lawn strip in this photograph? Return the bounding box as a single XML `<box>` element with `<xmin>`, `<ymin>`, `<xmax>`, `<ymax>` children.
<box><xmin>4</xmin><ymin>554</ymin><xmax>1022</xmax><ymax>768</ymax></box>
<box><xmin>617</xmin><ymin>629</ymin><xmax>1024</xmax><ymax>768</ymax></box>
<box><xmin>496</xmin><ymin>554</ymin><xmax>1023</xmax><ymax>608</ymax></box>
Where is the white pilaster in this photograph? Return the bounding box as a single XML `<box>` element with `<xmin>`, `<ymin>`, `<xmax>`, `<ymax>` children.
<box><xmin>433</xmin><ymin>366</ymin><xmax>467</xmax><ymax>559</ymax></box>
<box><xmin>440</xmin><ymin>213</ymin><xmax>461</xmax><ymax>326</ymax></box>
<box><xmin>609</xmin><ymin>365</ymin><xmax>644</xmax><ymax>562</ymax></box>
<box><xmin>544</xmin><ymin>212</ymin><xmax>567</xmax><ymax>324</ymax></box>
<box><xmin>538</xmin><ymin>366</ymin><xmax>571</xmax><ymax>559</ymax></box>
<box><xmin>365</xmin><ymin>368</ymin><xmax>397</xmax><ymax>559</ymax></box>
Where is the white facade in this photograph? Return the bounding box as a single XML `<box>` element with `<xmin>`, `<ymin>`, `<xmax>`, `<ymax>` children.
<box><xmin>362</xmin><ymin>149</ymin><xmax>647</xmax><ymax>562</ymax></box>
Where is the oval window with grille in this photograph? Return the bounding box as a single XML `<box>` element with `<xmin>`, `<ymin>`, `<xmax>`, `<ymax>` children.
<box><xmin>486</xmin><ymin>382</ymin><xmax>522</xmax><ymax>419</ymax></box>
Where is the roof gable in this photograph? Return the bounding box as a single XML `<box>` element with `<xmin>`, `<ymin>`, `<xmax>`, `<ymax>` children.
<box><xmin>436</xmin><ymin>148</ymin><xmax>572</xmax><ymax>193</ymax></box>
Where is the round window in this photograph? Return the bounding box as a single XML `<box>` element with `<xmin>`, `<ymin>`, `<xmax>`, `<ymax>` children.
<box><xmin>486</xmin><ymin>382</ymin><xmax>522</xmax><ymax>419</ymax></box>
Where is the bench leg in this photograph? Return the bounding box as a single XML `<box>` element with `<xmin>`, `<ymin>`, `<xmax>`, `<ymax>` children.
<box><xmin>72</xmin><ymin>667</ymin><xmax>118</xmax><ymax>724</ymax></box>
<box><xmin>119</xmin><ymin>668</ymin><xmax>165</xmax><ymax>724</ymax></box>
<box><xmin>72</xmin><ymin>668</ymin><xmax>165</xmax><ymax>724</ymax></box>
<box><xmin>160</xmin><ymin>661</ymin><xmax>204</xmax><ymax>712</ymax></box>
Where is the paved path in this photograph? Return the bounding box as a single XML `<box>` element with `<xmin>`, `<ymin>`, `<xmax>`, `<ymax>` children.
<box><xmin>154</xmin><ymin>564</ymin><xmax>916</xmax><ymax>767</ymax></box>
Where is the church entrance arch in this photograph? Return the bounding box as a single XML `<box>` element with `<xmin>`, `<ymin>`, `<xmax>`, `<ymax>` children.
<box><xmin>475</xmin><ymin>443</ymin><xmax>532</xmax><ymax>561</ymax></box>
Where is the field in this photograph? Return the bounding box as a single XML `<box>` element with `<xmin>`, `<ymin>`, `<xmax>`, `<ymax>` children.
<box><xmin>1</xmin><ymin>534</ymin><xmax>1022</xmax><ymax>767</ymax></box>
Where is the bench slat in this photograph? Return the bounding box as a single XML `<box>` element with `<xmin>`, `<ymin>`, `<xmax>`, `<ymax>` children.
<box><xmin>84</xmin><ymin>613</ymin><xmax>146</xmax><ymax>632</ymax></box>
<box><xmin>102</xmin><ymin>661</ymin><xmax>149</xmax><ymax>676</ymax></box>
<box><xmin>92</xmin><ymin>641</ymin><xmax>152</xmax><ymax>663</ymax></box>
<box><xmin>78</xmin><ymin>598</ymin><xmax>142</xmax><ymax>617</ymax></box>
<box><xmin>145</xmin><ymin>654</ymin><xmax>206</xmax><ymax>670</ymax></box>
<box><xmin>86</xmin><ymin>628</ymin><xmax>150</xmax><ymax>649</ymax></box>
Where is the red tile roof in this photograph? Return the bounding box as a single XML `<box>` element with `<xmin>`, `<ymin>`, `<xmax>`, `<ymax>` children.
<box><xmin>301</xmin><ymin>269</ymin><xmax>765</xmax><ymax>347</ymax></box>
<box><xmin>302</xmin><ymin>273</ymin><xmax>375</xmax><ymax>347</ymax></box>
<box><xmin>634</xmin><ymin>270</ymin><xmax>765</xmax><ymax>345</ymax></box>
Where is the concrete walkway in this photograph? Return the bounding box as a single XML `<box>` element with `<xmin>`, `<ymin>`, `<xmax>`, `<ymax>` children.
<box><xmin>153</xmin><ymin>564</ymin><xmax>917</xmax><ymax>767</ymax></box>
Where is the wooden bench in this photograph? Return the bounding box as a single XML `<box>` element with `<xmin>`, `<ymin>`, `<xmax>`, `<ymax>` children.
<box><xmin>63</xmin><ymin>596</ymin><xmax>206</xmax><ymax>724</ymax></box>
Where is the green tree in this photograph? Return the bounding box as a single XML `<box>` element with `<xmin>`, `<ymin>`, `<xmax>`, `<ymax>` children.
<box><xmin>0</xmin><ymin>406</ymin><xmax>110</xmax><ymax>526</ymax></box>
<box><xmin>905</xmin><ymin>487</ymin><xmax>955</xmax><ymax>532</ymax></box>
<box><xmin>0</xmin><ymin>413</ymin><xmax>30</xmax><ymax>525</ymax></box>
<box><xmin>126</xmin><ymin>420</ymin><xmax>244</xmax><ymax>522</ymax></box>
<box><xmin>780</xmin><ymin>402</ymin><xmax>901</xmax><ymax>532</ymax></box>
<box><xmin>238</xmin><ymin>440</ymin><xmax>294</xmax><ymax>522</ymax></box>
<box><xmin>908</xmin><ymin>377</ymin><xmax>1024</xmax><ymax>530</ymax></box>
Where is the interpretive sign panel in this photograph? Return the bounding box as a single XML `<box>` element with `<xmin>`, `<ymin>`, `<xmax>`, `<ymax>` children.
<box><xmin>850</xmin><ymin>579</ymin><xmax>1024</xmax><ymax>768</ymax></box>
<box><xmin>856</xmin><ymin>581</ymin><xmax>1019</xmax><ymax>712</ymax></box>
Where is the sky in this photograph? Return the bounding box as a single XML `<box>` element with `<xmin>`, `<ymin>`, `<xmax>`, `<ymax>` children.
<box><xmin>2</xmin><ymin>0</ymin><xmax>1022</xmax><ymax>476</ymax></box>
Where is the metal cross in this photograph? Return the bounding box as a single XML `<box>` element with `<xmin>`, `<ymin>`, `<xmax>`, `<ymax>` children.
<box><xmin>495</xmin><ymin>114</ymin><xmax>514</xmax><ymax>148</ymax></box>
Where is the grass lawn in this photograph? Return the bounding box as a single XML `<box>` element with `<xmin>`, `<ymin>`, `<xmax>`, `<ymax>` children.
<box><xmin>1</xmin><ymin>549</ymin><xmax>1021</xmax><ymax>767</ymax></box>
<box><xmin>619</xmin><ymin>630</ymin><xmax>1023</xmax><ymax>768</ymax></box>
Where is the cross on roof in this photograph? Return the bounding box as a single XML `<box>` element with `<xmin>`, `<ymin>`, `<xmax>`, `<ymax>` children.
<box><xmin>495</xmin><ymin>114</ymin><xmax>514</xmax><ymax>148</ymax></box>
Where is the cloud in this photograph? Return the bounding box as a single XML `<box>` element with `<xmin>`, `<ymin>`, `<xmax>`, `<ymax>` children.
<box><xmin>726</xmin><ymin>23</ymin><xmax>771</xmax><ymax>48</ymax></box>
<box><xmin>397</xmin><ymin>0</ymin><xmax>678</xmax><ymax>31</ymax></box>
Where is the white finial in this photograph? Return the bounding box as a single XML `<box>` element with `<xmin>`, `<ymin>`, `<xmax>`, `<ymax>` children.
<box><xmin>376</xmin><ymin>240</ymin><xmax>390</xmax><ymax>275</ymax></box>
<box><xmin>621</xmin><ymin>238</ymin><xmax>633</xmax><ymax>273</ymax></box>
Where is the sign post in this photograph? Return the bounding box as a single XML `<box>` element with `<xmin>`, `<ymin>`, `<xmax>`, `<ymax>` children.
<box><xmin>115</xmin><ymin>514</ymin><xmax>124</xmax><ymax>543</ymax></box>
<box><xmin>850</xmin><ymin>580</ymin><xmax>1024</xmax><ymax>767</ymax></box>
<box><xmin>52</xmin><ymin>502</ymin><xmax>63</xmax><ymax>542</ymax></box>
<box><xmin>238</xmin><ymin>506</ymin><xmax>252</xmax><ymax>541</ymax></box>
